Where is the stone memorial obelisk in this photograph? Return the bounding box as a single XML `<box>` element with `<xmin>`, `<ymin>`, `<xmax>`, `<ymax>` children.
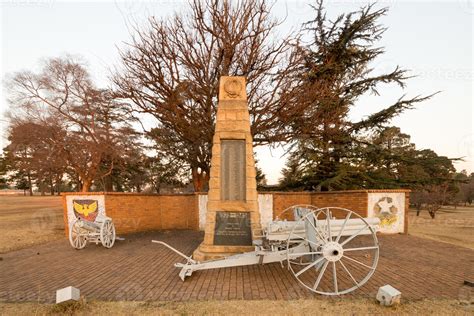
<box><xmin>193</xmin><ymin>76</ymin><xmax>262</xmax><ymax>261</ymax></box>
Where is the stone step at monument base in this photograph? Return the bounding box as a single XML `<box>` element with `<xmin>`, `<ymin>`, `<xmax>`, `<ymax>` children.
<box><xmin>193</xmin><ymin>243</ymin><xmax>255</xmax><ymax>261</ymax></box>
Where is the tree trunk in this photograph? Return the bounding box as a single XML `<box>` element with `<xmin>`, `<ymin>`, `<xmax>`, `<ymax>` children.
<box><xmin>27</xmin><ymin>172</ymin><xmax>33</xmax><ymax>196</ymax></box>
<box><xmin>82</xmin><ymin>179</ymin><xmax>92</xmax><ymax>192</ymax></box>
<box><xmin>427</xmin><ymin>205</ymin><xmax>438</xmax><ymax>219</ymax></box>
<box><xmin>416</xmin><ymin>203</ymin><xmax>422</xmax><ymax>216</ymax></box>
<box><xmin>192</xmin><ymin>167</ymin><xmax>210</xmax><ymax>192</ymax></box>
<box><xmin>155</xmin><ymin>182</ymin><xmax>161</xmax><ymax>194</ymax></box>
<box><xmin>55</xmin><ymin>176</ymin><xmax>61</xmax><ymax>196</ymax></box>
<box><xmin>50</xmin><ymin>174</ymin><xmax>54</xmax><ymax>196</ymax></box>
<box><xmin>40</xmin><ymin>181</ymin><xmax>45</xmax><ymax>196</ymax></box>
<box><xmin>104</xmin><ymin>175</ymin><xmax>113</xmax><ymax>192</ymax></box>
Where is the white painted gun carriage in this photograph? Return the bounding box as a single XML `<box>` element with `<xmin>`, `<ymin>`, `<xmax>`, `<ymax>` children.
<box><xmin>153</xmin><ymin>205</ymin><xmax>380</xmax><ymax>295</ymax></box>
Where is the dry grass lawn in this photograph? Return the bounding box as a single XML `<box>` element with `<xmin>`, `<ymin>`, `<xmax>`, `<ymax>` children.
<box><xmin>0</xmin><ymin>195</ymin><xmax>64</xmax><ymax>253</ymax></box>
<box><xmin>408</xmin><ymin>205</ymin><xmax>474</xmax><ymax>249</ymax></box>
<box><xmin>0</xmin><ymin>298</ymin><xmax>472</xmax><ymax>315</ymax></box>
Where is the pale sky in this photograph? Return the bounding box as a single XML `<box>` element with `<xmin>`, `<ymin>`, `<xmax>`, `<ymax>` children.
<box><xmin>1</xmin><ymin>0</ymin><xmax>473</xmax><ymax>184</ymax></box>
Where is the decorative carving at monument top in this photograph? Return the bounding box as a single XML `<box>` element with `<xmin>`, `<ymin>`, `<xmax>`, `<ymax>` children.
<box><xmin>224</xmin><ymin>79</ymin><xmax>242</xmax><ymax>98</ymax></box>
<box><xmin>219</xmin><ymin>76</ymin><xmax>247</xmax><ymax>101</ymax></box>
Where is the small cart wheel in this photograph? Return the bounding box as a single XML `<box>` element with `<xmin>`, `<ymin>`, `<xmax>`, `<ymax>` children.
<box><xmin>69</xmin><ymin>218</ymin><xmax>87</xmax><ymax>250</ymax></box>
<box><xmin>100</xmin><ymin>219</ymin><xmax>116</xmax><ymax>248</ymax></box>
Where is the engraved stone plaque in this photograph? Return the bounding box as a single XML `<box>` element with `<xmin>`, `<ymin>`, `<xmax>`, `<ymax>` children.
<box><xmin>214</xmin><ymin>211</ymin><xmax>252</xmax><ymax>245</ymax></box>
<box><xmin>221</xmin><ymin>140</ymin><xmax>246</xmax><ymax>201</ymax></box>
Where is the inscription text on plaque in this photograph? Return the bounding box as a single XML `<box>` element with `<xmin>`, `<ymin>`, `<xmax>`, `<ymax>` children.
<box><xmin>221</xmin><ymin>140</ymin><xmax>246</xmax><ymax>201</ymax></box>
<box><xmin>214</xmin><ymin>211</ymin><xmax>252</xmax><ymax>246</ymax></box>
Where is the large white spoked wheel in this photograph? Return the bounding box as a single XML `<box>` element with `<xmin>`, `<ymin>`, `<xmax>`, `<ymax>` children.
<box><xmin>69</xmin><ymin>218</ymin><xmax>87</xmax><ymax>250</ymax></box>
<box><xmin>286</xmin><ymin>207</ymin><xmax>379</xmax><ymax>295</ymax></box>
<box><xmin>100</xmin><ymin>219</ymin><xmax>116</xmax><ymax>248</ymax></box>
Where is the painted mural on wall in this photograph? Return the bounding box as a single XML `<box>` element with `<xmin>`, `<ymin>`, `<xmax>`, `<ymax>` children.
<box><xmin>367</xmin><ymin>193</ymin><xmax>405</xmax><ymax>234</ymax></box>
<box><xmin>66</xmin><ymin>195</ymin><xmax>105</xmax><ymax>225</ymax></box>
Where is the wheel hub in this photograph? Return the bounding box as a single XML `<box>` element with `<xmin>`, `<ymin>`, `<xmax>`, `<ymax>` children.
<box><xmin>322</xmin><ymin>242</ymin><xmax>343</xmax><ymax>262</ymax></box>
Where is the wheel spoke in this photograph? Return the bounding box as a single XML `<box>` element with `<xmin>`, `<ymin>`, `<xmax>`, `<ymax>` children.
<box><xmin>295</xmin><ymin>256</ymin><xmax>325</xmax><ymax>277</ymax></box>
<box><xmin>343</xmin><ymin>255</ymin><xmax>375</xmax><ymax>270</ymax></box>
<box><xmin>344</xmin><ymin>246</ymin><xmax>378</xmax><ymax>252</ymax></box>
<box><xmin>340</xmin><ymin>223</ymin><xmax>369</xmax><ymax>247</ymax></box>
<box><xmin>339</xmin><ymin>260</ymin><xmax>359</xmax><ymax>287</ymax></box>
<box><xmin>335</xmin><ymin>212</ymin><xmax>352</xmax><ymax>243</ymax></box>
<box><xmin>332</xmin><ymin>261</ymin><xmax>338</xmax><ymax>294</ymax></box>
<box><xmin>312</xmin><ymin>260</ymin><xmax>329</xmax><ymax>290</ymax></box>
<box><xmin>326</xmin><ymin>208</ymin><xmax>332</xmax><ymax>241</ymax></box>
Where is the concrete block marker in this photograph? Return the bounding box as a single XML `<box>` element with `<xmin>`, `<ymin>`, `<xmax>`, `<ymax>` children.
<box><xmin>56</xmin><ymin>286</ymin><xmax>80</xmax><ymax>304</ymax></box>
<box><xmin>376</xmin><ymin>284</ymin><xmax>401</xmax><ymax>306</ymax></box>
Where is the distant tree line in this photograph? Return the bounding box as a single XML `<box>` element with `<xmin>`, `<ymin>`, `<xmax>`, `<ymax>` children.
<box><xmin>0</xmin><ymin>0</ymin><xmax>469</xmax><ymax>212</ymax></box>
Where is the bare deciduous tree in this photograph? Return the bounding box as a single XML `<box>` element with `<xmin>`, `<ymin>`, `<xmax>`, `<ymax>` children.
<box><xmin>7</xmin><ymin>56</ymin><xmax>137</xmax><ymax>192</ymax></box>
<box><xmin>114</xmin><ymin>0</ymin><xmax>295</xmax><ymax>191</ymax></box>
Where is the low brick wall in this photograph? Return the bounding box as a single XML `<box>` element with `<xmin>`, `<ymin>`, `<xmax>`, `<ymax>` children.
<box><xmin>63</xmin><ymin>189</ymin><xmax>409</xmax><ymax>235</ymax></box>
<box><xmin>272</xmin><ymin>191</ymin><xmax>369</xmax><ymax>219</ymax></box>
<box><xmin>105</xmin><ymin>194</ymin><xmax>198</xmax><ymax>232</ymax></box>
<box><xmin>62</xmin><ymin>193</ymin><xmax>199</xmax><ymax>235</ymax></box>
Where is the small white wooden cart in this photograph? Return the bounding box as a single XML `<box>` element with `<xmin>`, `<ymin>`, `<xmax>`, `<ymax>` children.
<box><xmin>69</xmin><ymin>214</ymin><xmax>116</xmax><ymax>250</ymax></box>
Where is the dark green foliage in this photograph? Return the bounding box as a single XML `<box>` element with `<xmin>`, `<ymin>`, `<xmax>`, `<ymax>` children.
<box><xmin>278</xmin><ymin>2</ymin><xmax>438</xmax><ymax>191</ymax></box>
<box><xmin>280</xmin><ymin>126</ymin><xmax>459</xmax><ymax>192</ymax></box>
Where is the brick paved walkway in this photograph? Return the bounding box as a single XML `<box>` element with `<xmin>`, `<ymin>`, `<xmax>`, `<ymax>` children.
<box><xmin>0</xmin><ymin>231</ymin><xmax>472</xmax><ymax>303</ymax></box>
